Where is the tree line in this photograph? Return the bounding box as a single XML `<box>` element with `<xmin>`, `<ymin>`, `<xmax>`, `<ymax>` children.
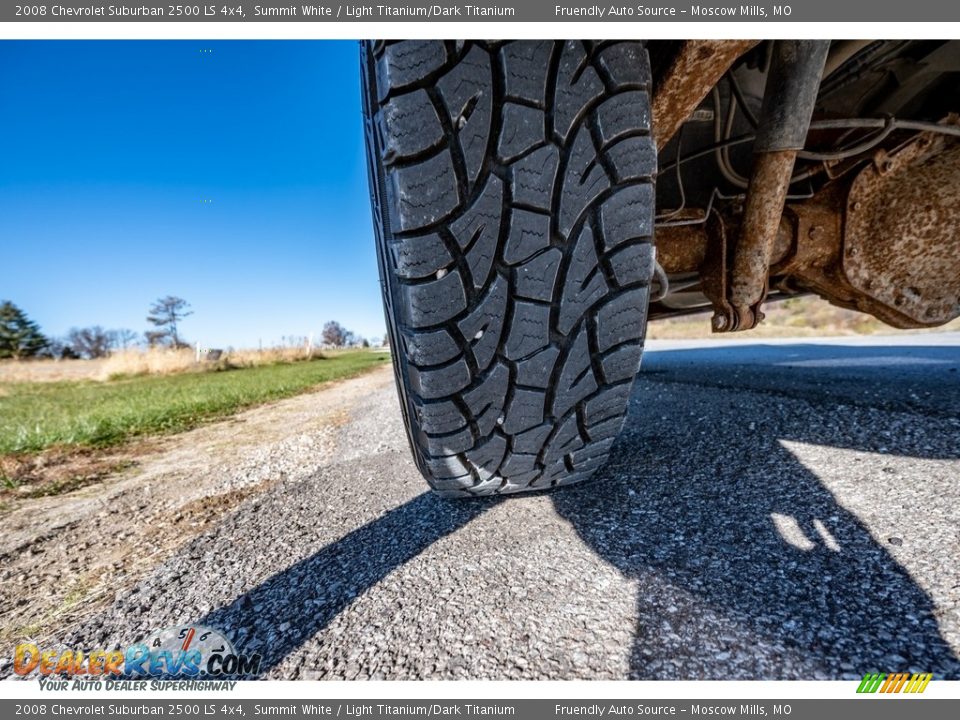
<box><xmin>321</xmin><ymin>320</ymin><xmax>380</xmax><ymax>349</ymax></box>
<box><xmin>0</xmin><ymin>296</ymin><xmax>193</xmax><ymax>359</ymax></box>
<box><xmin>0</xmin><ymin>298</ymin><xmax>383</xmax><ymax>360</ymax></box>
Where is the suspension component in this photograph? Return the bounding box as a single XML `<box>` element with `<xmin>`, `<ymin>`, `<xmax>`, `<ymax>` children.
<box><xmin>652</xmin><ymin>40</ymin><xmax>759</xmax><ymax>150</ymax></box>
<box><xmin>656</xmin><ymin>118</ymin><xmax>960</xmax><ymax>331</ymax></box>
<box><xmin>717</xmin><ymin>40</ymin><xmax>830</xmax><ymax>332</ymax></box>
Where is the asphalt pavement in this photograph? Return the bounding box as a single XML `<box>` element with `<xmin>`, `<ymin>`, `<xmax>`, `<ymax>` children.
<box><xmin>47</xmin><ymin>333</ymin><xmax>960</xmax><ymax>679</ymax></box>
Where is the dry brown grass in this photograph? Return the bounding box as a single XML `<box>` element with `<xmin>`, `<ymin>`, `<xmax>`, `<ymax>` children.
<box><xmin>221</xmin><ymin>346</ymin><xmax>329</xmax><ymax>368</ymax></box>
<box><xmin>0</xmin><ymin>346</ymin><xmax>335</xmax><ymax>384</ymax></box>
<box><xmin>97</xmin><ymin>346</ymin><xmax>328</xmax><ymax>379</ymax></box>
<box><xmin>0</xmin><ymin>358</ymin><xmax>108</xmax><ymax>384</ymax></box>
<box><xmin>647</xmin><ymin>295</ymin><xmax>960</xmax><ymax>340</ymax></box>
<box><xmin>97</xmin><ymin>348</ymin><xmax>199</xmax><ymax>378</ymax></box>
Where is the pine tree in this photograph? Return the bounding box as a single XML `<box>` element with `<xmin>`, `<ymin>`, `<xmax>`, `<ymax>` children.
<box><xmin>146</xmin><ymin>296</ymin><xmax>192</xmax><ymax>348</ymax></box>
<box><xmin>0</xmin><ymin>301</ymin><xmax>49</xmax><ymax>359</ymax></box>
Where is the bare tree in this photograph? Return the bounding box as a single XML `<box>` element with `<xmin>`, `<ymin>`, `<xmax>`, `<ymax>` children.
<box><xmin>322</xmin><ymin>321</ymin><xmax>348</xmax><ymax>348</ymax></box>
<box><xmin>66</xmin><ymin>326</ymin><xmax>113</xmax><ymax>359</ymax></box>
<box><xmin>109</xmin><ymin>328</ymin><xmax>140</xmax><ymax>349</ymax></box>
<box><xmin>281</xmin><ymin>335</ymin><xmax>307</xmax><ymax>348</ymax></box>
<box><xmin>146</xmin><ymin>296</ymin><xmax>192</xmax><ymax>348</ymax></box>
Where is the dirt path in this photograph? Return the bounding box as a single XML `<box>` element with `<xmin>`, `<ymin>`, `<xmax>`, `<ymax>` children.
<box><xmin>0</xmin><ymin>367</ymin><xmax>395</xmax><ymax>647</ymax></box>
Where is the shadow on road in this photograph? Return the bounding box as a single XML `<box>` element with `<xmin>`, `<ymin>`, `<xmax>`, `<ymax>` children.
<box><xmin>554</xmin><ymin>340</ymin><xmax>960</xmax><ymax>678</ymax></box>
<box><xmin>197</xmin><ymin>491</ymin><xmax>498</xmax><ymax>676</ymax></box>
<box><xmin>198</xmin><ymin>340</ymin><xmax>959</xmax><ymax>679</ymax></box>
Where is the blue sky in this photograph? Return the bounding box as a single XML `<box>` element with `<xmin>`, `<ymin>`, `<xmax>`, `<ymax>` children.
<box><xmin>0</xmin><ymin>40</ymin><xmax>385</xmax><ymax>348</ymax></box>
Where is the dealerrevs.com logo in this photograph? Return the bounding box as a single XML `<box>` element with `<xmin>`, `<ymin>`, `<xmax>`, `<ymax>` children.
<box><xmin>13</xmin><ymin>625</ymin><xmax>261</xmax><ymax>684</ymax></box>
<box><xmin>857</xmin><ymin>672</ymin><xmax>933</xmax><ymax>694</ymax></box>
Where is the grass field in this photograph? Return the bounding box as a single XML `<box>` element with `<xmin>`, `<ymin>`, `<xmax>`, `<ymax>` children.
<box><xmin>0</xmin><ymin>351</ymin><xmax>389</xmax><ymax>457</ymax></box>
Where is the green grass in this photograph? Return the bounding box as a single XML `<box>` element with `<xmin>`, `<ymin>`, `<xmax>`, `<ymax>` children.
<box><xmin>0</xmin><ymin>351</ymin><xmax>389</xmax><ymax>456</ymax></box>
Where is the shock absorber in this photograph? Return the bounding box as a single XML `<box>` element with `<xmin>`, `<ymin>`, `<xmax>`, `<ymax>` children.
<box><xmin>722</xmin><ymin>40</ymin><xmax>830</xmax><ymax>331</ymax></box>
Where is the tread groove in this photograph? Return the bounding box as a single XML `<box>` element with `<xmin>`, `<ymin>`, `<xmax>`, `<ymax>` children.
<box><xmin>364</xmin><ymin>40</ymin><xmax>654</xmax><ymax>496</ymax></box>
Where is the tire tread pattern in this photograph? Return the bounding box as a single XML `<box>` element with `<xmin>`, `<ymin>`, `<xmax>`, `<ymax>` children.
<box><xmin>364</xmin><ymin>40</ymin><xmax>654</xmax><ymax>496</ymax></box>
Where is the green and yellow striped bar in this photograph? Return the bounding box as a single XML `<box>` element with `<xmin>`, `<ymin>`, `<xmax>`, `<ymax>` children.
<box><xmin>857</xmin><ymin>672</ymin><xmax>932</xmax><ymax>693</ymax></box>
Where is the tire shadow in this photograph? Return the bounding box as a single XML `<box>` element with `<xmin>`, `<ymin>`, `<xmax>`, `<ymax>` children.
<box><xmin>195</xmin><ymin>491</ymin><xmax>498</xmax><ymax>677</ymax></box>
<box><xmin>552</xmin><ymin>340</ymin><xmax>960</xmax><ymax>679</ymax></box>
<box><xmin>193</xmin><ymin>340</ymin><xmax>959</xmax><ymax>679</ymax></box>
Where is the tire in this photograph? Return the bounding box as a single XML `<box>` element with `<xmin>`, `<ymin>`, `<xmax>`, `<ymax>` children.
<box><xmin>362</xmin><ymin>40</ymin><xmax>656</xmax><ymax>497</ymax></box>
